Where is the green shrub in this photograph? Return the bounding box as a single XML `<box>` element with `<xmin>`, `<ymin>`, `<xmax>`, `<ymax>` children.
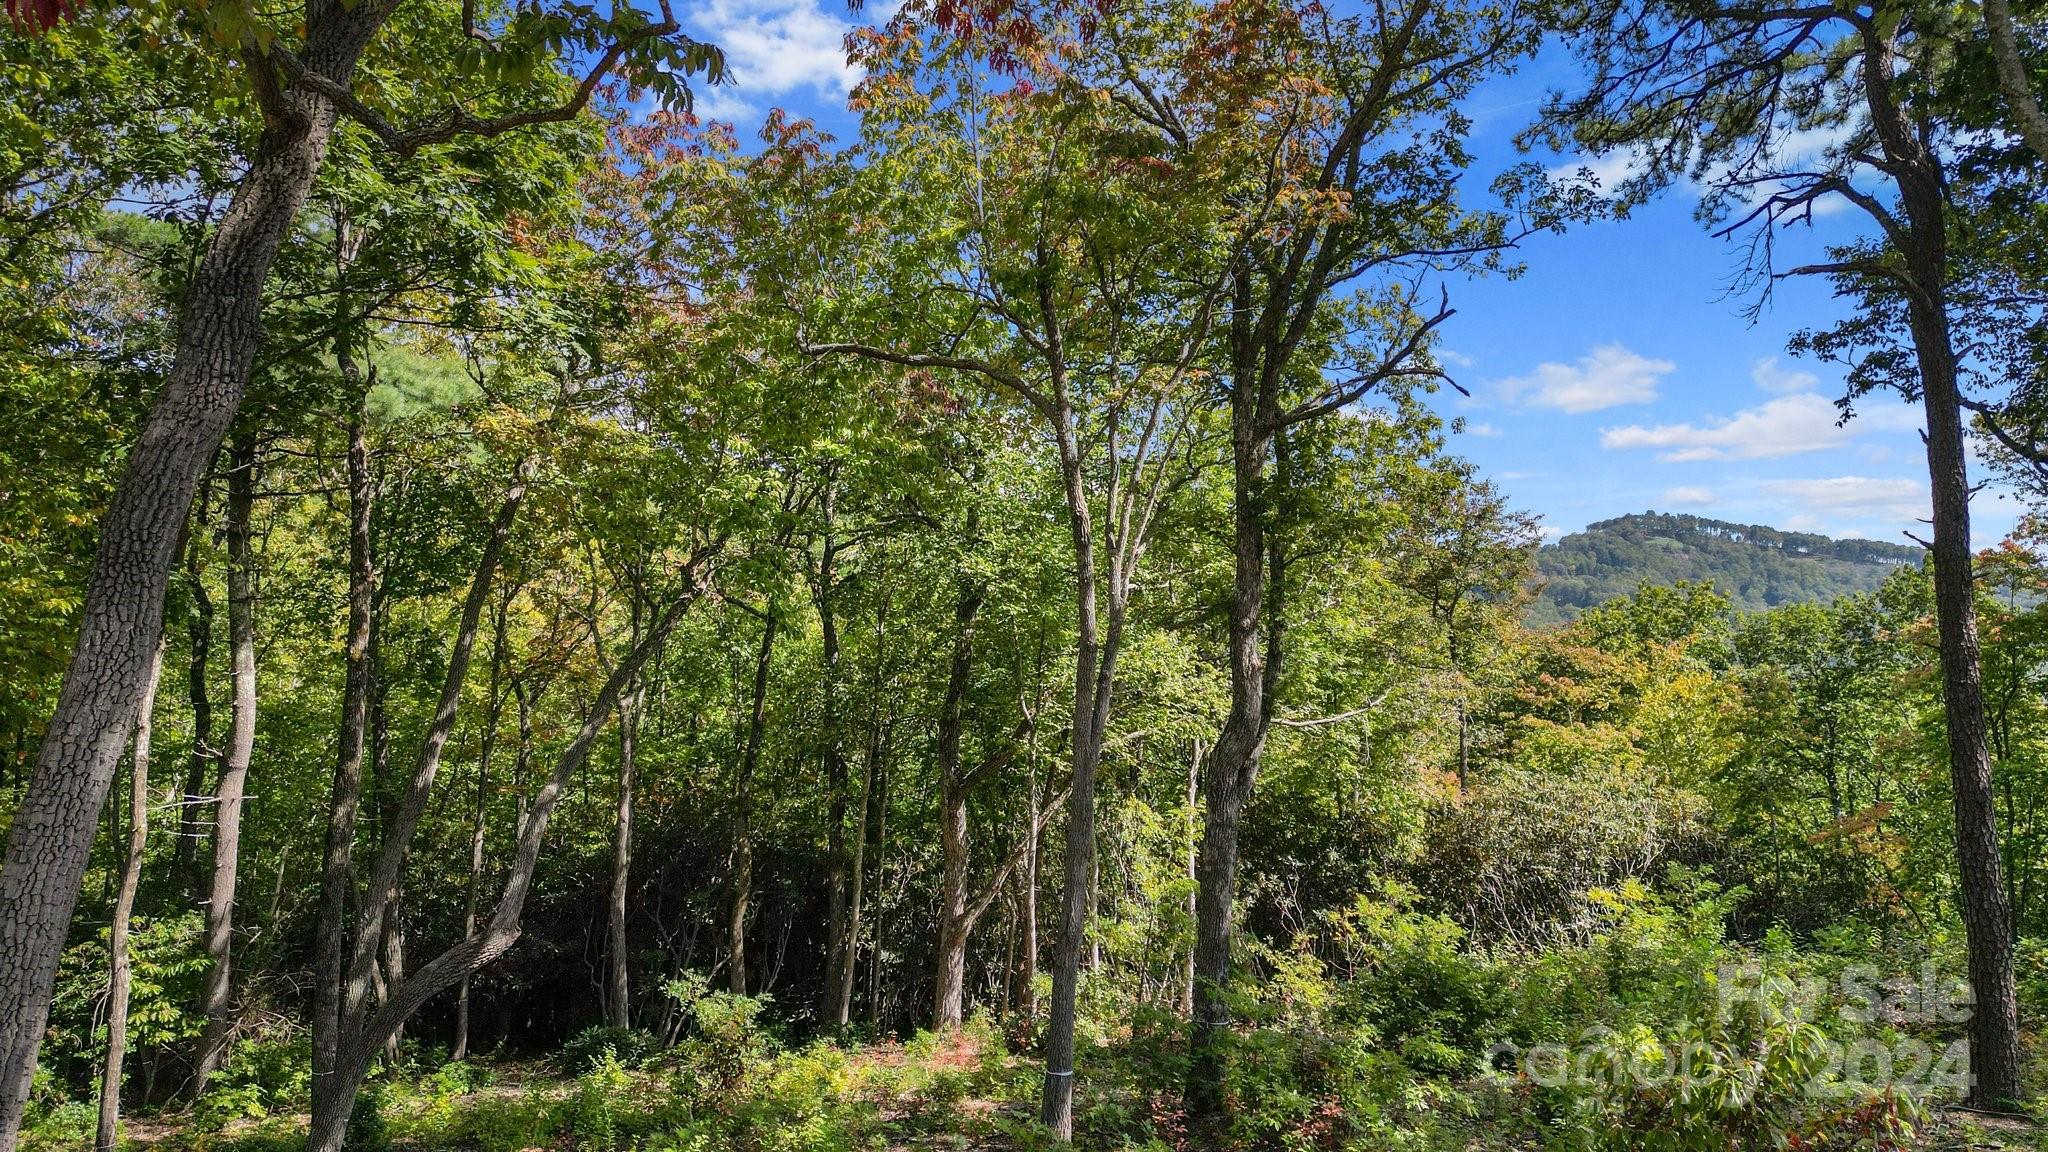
<box><xmin>343</xmin><ymin>1085</ymin><xmax>388</xmax><ymax>1152</ymax></box>
<box><xmin>558</xmin><ymin>1023</ymin><xmax>663</xmax><ymax>1072</ymax></box>
<box><xmin>1327</xmin><ymin>888</ymin><xmax>1508</xmax><ymax>1075</ymax></box>
<box><xmin>457</xmin><ymin>1088</ymin><xmax>559</xmax><ymax>1152</ymax></box>
<box><xmin>561</xmin><ymin>1049</ymin><xmax>630</xmax><ymax>1147</ymax></box>
<box><xmin>191</xmin><ymin>1033</ymin><xmax>315</xmax><ymax>1131</ymax></box>
<box><xmin>19</xmin><ymin>1100</ymin><xmax>95</xmax><ymax>1152</ymax></box>
<box><xmin>666</xmin><ymin>974</ymin><xmax>771</xmax><ymax>1105</ymax></box>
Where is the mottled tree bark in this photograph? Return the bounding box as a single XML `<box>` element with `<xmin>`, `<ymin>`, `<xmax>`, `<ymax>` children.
<box><xmin>1039</xmin><ymin>397</ymin><xmax>1120</xmax><ymax>1142</ymax></box>
<box><xmin>1981</xmin><ymin>0</ymin><xmax>2048</xmax><ymax>165</ymax></box>
<box><xmin>1188</xmin><ymin>377</ymin><xmax>1281</xmax><ymax>1117</ymax></box>
<box><xmin>0</xmin><ymin>21</ymin><xmax>381</xmax><ymax>1129</ymax></box>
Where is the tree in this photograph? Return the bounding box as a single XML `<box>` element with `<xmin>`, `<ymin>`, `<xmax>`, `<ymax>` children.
<box><xmin>0</xmin><ymin>2</ymin><xmax>724</xmax><ymax>1139</ymax></box>
<box><xmin>191</xmin><ymin>429</ymin><xmax>258</xmax><ymax>1090</ymax></box>
<box><xmin>1537</xmin><ymin>0</ymin><xmax>2035</xmax><ymax>1102</ymax></box>
<box><xmin>1088</xmin><ymin>0</ymin><xmax>1545</xmax><ymax>1117</ymax></box>
<box><xmin>94</xmin><ymin>637</ymin><xmax>164</xmax><ymax>1152</ymax></box>
<box><xmin>791</xmin><ymin>17</ymin><xmax>1231</xmax><ymax>1128</ymax></box>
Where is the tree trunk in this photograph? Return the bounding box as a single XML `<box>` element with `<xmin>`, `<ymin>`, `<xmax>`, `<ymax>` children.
<box><xmin>0</xmin><ymin>10</ymin><xmax>389</xmax><ymax>1135</ymax></box>
<box><xmin>176</xmin><ymin>510</ymin><xmax>215</xmax><ymax>887</ymax></box>
<box><xmin>829</xmin><ymin>578</ymin><xmax>887</xmax><ymax>1028</ymax></box>
<box><xmin>834</xmin><ymin>685</ymin><xmax>883</xmax><ymax>1028</ymax></box>
<box><xmin>727</xmin><ymin>613</ymin><xmax>777</xmax><ymax>997</ymax></box>
<box><xmin>1040</xmin><ymin>397</ymin><xmax>1120</xmax><ymax>1141</ymax></box>
<box><xmin>455</xmin><ymin>596</ymin><xmax>513</xmax><ymax>1062</ymax></box>
<box><xmin>306</xmin><ymin>556</ymin><xmax>715</xmax><ymax>1152</ymax></box>
<box><xmin>933</xmin><ymin>583</ymin><xmax>986</xmax><ymax>1033</ymax></box>
<box><xmin>1017</xmin><ymin>744</ymin><xmax>1039</xmax><ymax>1021</ymax></box>
<box><xmin>366</xmin><ymin>590</ymin><xmax>403</xmax><ymax>1068</ymax></box>
<box><xmin>96</xmin><ymin>639</ymin><xmax>165</xmax><ymax>1152</ymax></box>
<box><xmin>815</xmin><ymin>509</ymin><xmax>852</xmax><ymax>1029</ymax></box>
<box><xmin>1189</xmin><ymin>327</ymin><xmax>1288</xmax><ymax>1122</ymax></box>
<box><xmin>1981</xmin><ymin>0</ymin><xmax>2048</xmax><ymax>166</ymax></box>
<box><xmin>1910</xmin><ymin>268</ymin><xmax>2023</xmax><ymax>1109</ymax></box>
<box><xmin>1862</xmin><ymin>35</ymin><xmax>2024</xmax><ymax>1103</ymax></box>
<box><xmin>1180</xmin><ymin>738</ymin><xmax>1200</xmax><ymax>1016</ymax></box>
<box><xmin>325</xmin><ymin>456</ymin><xmax>534</xmax><ymax>1093</ymax></box>
<box><xmin>315</xmin><ymin>379</ymin><xmax>377</xmax><ymax>1115</ymax></box>
<box><xmin>605</xmin><ymin>675</ymin><xmax>644</xmax><ymax>1030</ymax></box>
<box><xmin>194</xmin><ymin>431</ymin><xmax>259</xmax><ymax>1091</ymax></box>
<box><xmin>868</xmin><ymin>743</ymin><xmax>889</xmax><ymax>1028</ymax></box>
<box><xmin>379</xmin><ymin>900</ymin><xmax>405</xmax><ymax>1066</ymax></box>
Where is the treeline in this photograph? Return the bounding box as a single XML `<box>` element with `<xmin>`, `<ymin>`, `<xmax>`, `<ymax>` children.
<box><xmin>1532</xmin><ymin>513</ymin><xmax>1926</xmax><ymax>624</ymax></box>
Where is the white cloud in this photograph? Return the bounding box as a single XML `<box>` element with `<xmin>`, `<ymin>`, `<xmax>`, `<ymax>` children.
<box><xmin>1764</xmin><ymin>476</ymin><xmax>1928</xmax><ymax>526</ymax></box>
<box><xmin>1661</xmin><ymin>486</ymin><xmax>1716</xmax><ymax>507</ymax></box>
<box><xmin>1439</xmin><ymin>348</ymin><xmax>1476</xmax><ymax>369</ymax></box>
<box><xmin>1547</xmin><ymin>149</ymin><xmax>1650</xmax><ymax>191</ymax></box>
<box><xmin>1466</xmin><ymin>421</ymin><xmax>1502</xmax><ymax>438</ymax></box>
<box><xmin>1601</xmin><ymin>393</ymin><xmax>1850</xmax><ymax>461</ymax></box>
<box><xmin>1498</xmin><ymin>343</ymin><xmax>1673</xmax><ymax>413</ymax></box>
<box><xmin>1538</xmin><ymin>524</ymin><xmax>1564</xmax><ymax>542</ymax></box>
<box><xmin>688</xmin><ymin>0</ymin><xmax>867</xmax><ymax>123</ymax></box>
<box><xmin>1548</xmin><ymin>118</ymin><xmax>1861</xmax><ymax>213</ymax></box>
<box><xmin>1751</xmin><ymin>356</ymin><xmax>1819</xmax><ymax>395</ymax></box>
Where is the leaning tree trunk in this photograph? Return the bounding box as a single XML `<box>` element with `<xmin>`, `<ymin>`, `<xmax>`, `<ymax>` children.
<box><xmin>315</xmin><ymin>367</ymin><xmax>377</xmax><ymax>1117</ymax></box>
<box><xmin>726</xmin><ymin>613</ymin><xmax>778</xmax><ymax>997</ymax></box>
<box><xmin>96</xmin><ymin>639</ymin><xmax>165</xmax><ymax>1152</ymax></box>
<box><xmin>0</xmin><ymin>13</ymin><xmax>386</xmax><ymax>1137</ymax></box>
<box><xmin>194</xmin><ymin>430</ymin><xmax>259</xmax><ymax>1091</ymax></box>
<box><xmin>321</xmin><ymin>457</ymin><xmax>534</xmax><ymax>1103</ymax></box>
<box><xmin>1980</xmin><ymin>0</ymin><xmax>2048</xmax><ymax>166</ymax></box>
<box><xmin>455</xmin><ymin>595</ymin><xmax>512</xmax><ymax>1062</ymax></box>
<box><xmin>305</xmin><ymin>563</ymin><xmax>711</xmax><ymax>1152</ymax></box>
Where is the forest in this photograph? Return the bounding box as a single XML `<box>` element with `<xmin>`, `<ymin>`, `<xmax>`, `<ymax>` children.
<box><xmin>1529</xmin><ymin>513</ymin><xmax>1927</xmax><ymax>624</ymax></box>
<box><xmin>0</xmin><ymin>0</ymin><xmax>2046</xmax><ymax>1149</ymax></box>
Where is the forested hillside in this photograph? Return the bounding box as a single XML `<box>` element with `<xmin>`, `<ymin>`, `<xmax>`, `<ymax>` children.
<box><xmin>1529</xmin><ymin>512</ymin><xmax>1926</xmax><ymax>625</ymax></box>
<box><xmin>0</xmin><ymin>0</ymin><xmax>2044</xmax><ymax>1151</ymax></box>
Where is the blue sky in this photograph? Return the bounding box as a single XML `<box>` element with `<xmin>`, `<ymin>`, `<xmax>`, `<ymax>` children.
<box><xmin>671</xmin><ymin>1</ymin><xmax>2027</xmax><ymax>548</ymax></box>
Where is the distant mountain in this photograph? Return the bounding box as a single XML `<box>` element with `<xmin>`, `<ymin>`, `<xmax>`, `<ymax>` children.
<box><xmin>1527</xmin><ymin>512</ymin><xmax>1924</xmax><ymax>626</ymax></box>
